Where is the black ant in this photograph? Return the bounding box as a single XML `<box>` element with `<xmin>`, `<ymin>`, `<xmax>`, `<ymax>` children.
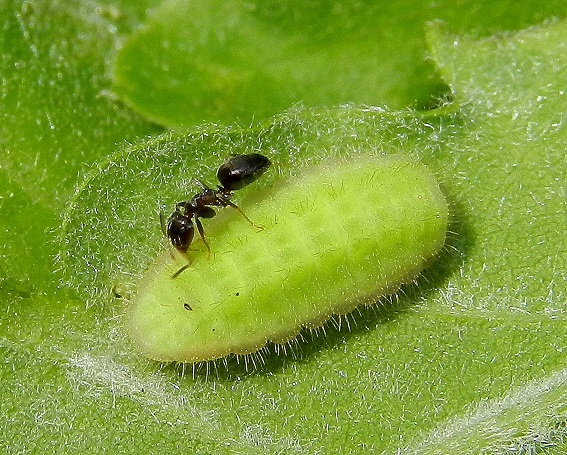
<box><xmin>164</xmin><ymin>153</ymin><xmax>271</xmax><ymax>256</ymax></box>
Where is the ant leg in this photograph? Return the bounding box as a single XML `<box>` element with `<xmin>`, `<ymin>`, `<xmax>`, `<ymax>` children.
<box><xmin>225</xmin><ymin>200</ymin><xmax>264</xmax><ymax>230</ymax></box>
<box><xmin>194</xmin><ymin>217</ymin><xmax>211</xmax><ymax>254</ymax></box>
<box><xmin>170</xmin><ymin>247</ymin><xmax>197</xmax><ymax>279</ymax></box>
<box><xmin>160</xmin><ymin>210</ymin><xmax>180</xmax><ymax>262</ymax></box>
<box><xmin>192</xmin><ymin>179</ymin><xmax>212</xmax><ymax>191</ymax></box>
<box><xmin>159</xmin><ymin>210</ymin><xmax>167</xmax><ymax>236</ymax></box>
<box><xmin>172</xmin><ymin>263</ymin><xmax>190</xmax><ymax>279</ymax></box>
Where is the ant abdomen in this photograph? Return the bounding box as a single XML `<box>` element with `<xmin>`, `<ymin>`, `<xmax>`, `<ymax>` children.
<box><xmin>216</xmin><ymin>154</ymin><xmax>271</xmax><ymax>191</ymax></box>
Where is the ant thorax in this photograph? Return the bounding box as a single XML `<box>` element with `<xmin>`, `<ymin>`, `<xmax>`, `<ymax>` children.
<box><xmin>188</xmin><ymin>186</ymin><xmax>231</xmax><ymax>212</ymax></box>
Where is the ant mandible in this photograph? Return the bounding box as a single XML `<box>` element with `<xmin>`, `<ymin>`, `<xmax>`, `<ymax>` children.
<box><xmin>165</xmin><ymin>153</ymin><xmax>271</xmax><ymax>254</ymax></box>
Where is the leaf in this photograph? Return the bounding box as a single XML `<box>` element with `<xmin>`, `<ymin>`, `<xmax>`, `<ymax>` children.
<box><xmin>112</xmin><ymin>0</ymin><xmax>567</xmax><ymax>128</ymax></box>
<box><xmin>2</xmin><ymin>1</ymin><xmax>567</xmax><ymax>453</ymax></box>
<box><xmin>0</xmin><ymin>0</ymin><xmax>159</xmax><ymax>290</ymax></box>
<box><xmin>59</xmin><ymin>18</ymin><xmax>567</xmax><ymax>454</ymax></box>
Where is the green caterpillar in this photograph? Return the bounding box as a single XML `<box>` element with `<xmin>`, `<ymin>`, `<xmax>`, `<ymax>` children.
<box><xmin>127</xmin><ymin>155</ymin><xmax>448</xmax><ymax>363</ymax></box>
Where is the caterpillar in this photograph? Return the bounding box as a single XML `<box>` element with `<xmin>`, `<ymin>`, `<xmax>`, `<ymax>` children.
<box><xmin>127</xmin><ymin>154</ymin><xmax>449</xmax><ymax>363</ymax></box>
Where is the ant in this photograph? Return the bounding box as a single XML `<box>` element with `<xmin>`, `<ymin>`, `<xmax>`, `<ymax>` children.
<box><xmin>164</xmin><ymin>153</ymin><xmax>271</xmax><ymax>256</ymax></box>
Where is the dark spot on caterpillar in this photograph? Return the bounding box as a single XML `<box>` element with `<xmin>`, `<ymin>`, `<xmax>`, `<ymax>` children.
<box><xmin>184</xmin><ymin>303</ymin><xmax>193</xmax><ymax>311</ymax></box>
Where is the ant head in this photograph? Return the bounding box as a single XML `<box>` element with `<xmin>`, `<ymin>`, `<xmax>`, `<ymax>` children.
<box><xmin>217</xmin><ymin>154</ymin><xmax>271</xmax><ymax>191</ymax></box>
<box><xmin>166</xmin><ymin>211</ymin><xmax>195</xmax><ymax>253</ymax></box>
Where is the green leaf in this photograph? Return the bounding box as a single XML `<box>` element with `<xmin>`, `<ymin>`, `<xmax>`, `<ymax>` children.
<box><xmin>2</xmin><ymin>1</ymin><xmax>567</xmax><ymax>453</ymax></box>
<box><xmin>112</xmin><ymin>0</ymin><xmax>567</xmax><ymax>128</ymax></box>
<box><xmin>60</xmin><ymin>18</ymin><xmax>567</xmax><ymax>453</ymax></box>
<box><xmin>0</xmin><ymin>0</ymin><xmax>159</xmax><ymax>290</ymax></box>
